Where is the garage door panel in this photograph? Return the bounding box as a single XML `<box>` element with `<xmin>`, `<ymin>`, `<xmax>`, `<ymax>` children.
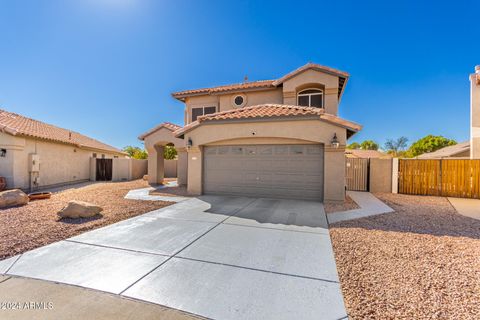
<box><xmin>203</xmin><ymin>144</ymin><xmax>324</xmax><ymax>201</ymax></box>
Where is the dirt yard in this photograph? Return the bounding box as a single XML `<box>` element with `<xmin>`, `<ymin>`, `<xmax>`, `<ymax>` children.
<box><xmin>0</xmin><ymin>180</ymin><xmax>171</xmax><ymax>260</ymax></box>
<box><xmin>330</xmin><ymin>193</ymin><xmax>480</xmax><ymax>319</ymax></box>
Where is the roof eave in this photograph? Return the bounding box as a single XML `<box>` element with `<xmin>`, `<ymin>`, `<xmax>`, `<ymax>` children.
<box><xmin>171</xmin><ymin>85</ymin><xmax>276</xmax><ymax>101</ymax></box>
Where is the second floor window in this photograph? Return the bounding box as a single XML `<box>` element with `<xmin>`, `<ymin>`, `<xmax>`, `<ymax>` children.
<box><xmin>297</xmin><ymin>89</ymin><xmax>324</xmax><ymax>108</ymax></box>
<box><xmin>192</xmin><ymin>106</ymin><xmax>216</xmax><ymax>122</ymax></box>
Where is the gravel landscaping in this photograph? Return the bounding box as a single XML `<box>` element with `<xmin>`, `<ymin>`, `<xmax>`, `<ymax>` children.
<box><xmin>324</xmin><ymin>195</ymin><xmax>360</xmax><ymax>213</ymax></box>
<box><xmin>330</xmin><ymin>193</ymin><xmax>480</xmax><ymax>319</ymax></box>
<box><xmin>0</xmin><ymin>180</ymin><xmax>171</xmax><ymax>260</ymax></box>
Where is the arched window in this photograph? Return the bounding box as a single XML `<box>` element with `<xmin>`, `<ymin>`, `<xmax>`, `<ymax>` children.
<box><xmin>297</xmin><ymin>88</ymin><xmax>324</xmax><ymax>108</ymax></box>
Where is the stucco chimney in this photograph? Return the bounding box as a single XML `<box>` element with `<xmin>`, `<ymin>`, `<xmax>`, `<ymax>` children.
<box><xmin>471</xmin><ymin>66</ymin><xmax>480</xmax><ymax>158</ymax></box>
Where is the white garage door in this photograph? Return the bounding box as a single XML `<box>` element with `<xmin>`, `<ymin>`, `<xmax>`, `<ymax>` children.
<box><xmin>203</xmin><ymin>144</ymin><xmax>324</xmax><ymax>201</ymax></box>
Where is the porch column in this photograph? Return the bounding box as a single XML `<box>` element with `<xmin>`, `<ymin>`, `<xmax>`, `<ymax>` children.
<box><xmin>146</xmin><ymin>144</ymin><xmax>165</xmax><ymax>184</ymax></box>
<box><xmin>187</xmin><ymin>146</ymin><xmax>202</xmax><ymax>195</ymax></box>
<box><xmin>324</xmin><ymin>146</ymin><xmax>346</xmax><ymax>202</ymax></box>
<box><xmin>471</xmin><ymin>66</ymin><xmax>480</xmax><ymax>159</ymax></box>
<box><xmin>177</xmin><ymin>147</ymin><xmax>188</xmax><ymax>186</ymax></box>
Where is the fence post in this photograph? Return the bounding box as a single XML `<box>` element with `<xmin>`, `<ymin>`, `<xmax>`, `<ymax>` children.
<box><xmin>392</xmin><ymin>158</ymin><xmax>399</xmax><ymax>193</ymax></box>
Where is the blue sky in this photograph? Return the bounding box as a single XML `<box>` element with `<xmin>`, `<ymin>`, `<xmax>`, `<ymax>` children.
<box><xmin>0</xmin><ymin>0</ymin><xmax>478</xmax><ymax>150</ymax></box>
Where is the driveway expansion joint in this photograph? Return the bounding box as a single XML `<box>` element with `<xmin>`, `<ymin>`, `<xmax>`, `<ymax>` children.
<box><xmin>175</xmin><ymin>256</ymin><xmax>340</xmax><ymax>284</ymax></box>
<box><xmin>64</xmin><ymin>239</ymin><xmax>171</xmax><ymax>258</ymax></box>
<box><xmin>4</xmin><ymin>254</ymin><xmax>22</xmax><ymax>274</ymax></box>
<box><xmin>119</xmin><ymin>197</ymin><xmax>259</xmax><ymax>295</ymax></box>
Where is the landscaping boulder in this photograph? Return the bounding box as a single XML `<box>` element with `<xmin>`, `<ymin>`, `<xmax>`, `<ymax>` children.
<box><xmin>57</xmin><ymin>200</ymin><xmax>103</xmax><ymax>219</ymax></box>
<box><xmin>143</xmin><ymin>174</ymin><xmax>148</xmax><ymax>181</ymax></box>
<box><xmin>0</xmin><ymin>189</ymin><xmax>29</xmax><ymax>208</ymax></box>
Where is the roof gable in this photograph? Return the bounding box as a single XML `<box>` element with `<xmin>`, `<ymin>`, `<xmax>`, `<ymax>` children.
<box><xmin>138</xmin><ymin>122</ymin><xmax>182</xmax><ymax>140</ymax></box>
<box><xmin>271</xmin><ymin>63</ymin><xmax>349</xmax><ymax>86</ymax></box>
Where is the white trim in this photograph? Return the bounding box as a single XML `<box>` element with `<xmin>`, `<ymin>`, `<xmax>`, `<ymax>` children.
<box><xmin>297</xmin><ymin>88</ymin><xmax>324</xmax><ymax>108</ymax></box>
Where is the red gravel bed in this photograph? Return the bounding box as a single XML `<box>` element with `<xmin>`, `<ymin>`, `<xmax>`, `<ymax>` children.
<box><xmin>330</xmin><ymin>193</ymin><xmax>480</xmax><ymax>319</ymax></box>
<box><xmin>324</xmin><ymin>195</ymin><xmax>360</xmax><ymax>214</ymax></box>
<box><xmin>0</xmin><ymin>180</ymin><xmax>172</xmax><ymax>260</ymax></box>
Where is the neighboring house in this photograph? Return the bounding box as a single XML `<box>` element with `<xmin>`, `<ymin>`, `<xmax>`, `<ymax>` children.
<box><xmin>471</xmin><ymin>66</ymin><xmax>480</xmax><ymax>158</ymax></box>
<box><xmin>139</xmin><ymin>63</ymin><xmax>362</xmax><ymax>201</ymax></box>
<box><xmin>416</xmin><ymin>141</ymin><xmax>470</xmax><ymax>159</ymax></box>
<box><xmin>0</xmin><ymin>109</ymin><xmax>144</xmax><ymax>191</ymax></box>
<box><xmin>345</xmin><ymin>149</ymin><xmax>392</xmax><ymax>159</ymax></box>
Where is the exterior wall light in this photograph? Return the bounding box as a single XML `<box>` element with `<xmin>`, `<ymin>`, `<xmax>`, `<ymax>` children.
<box><xmin>0</xmin><ymin>149</ymin><xmax>6</xmax><ymax>157</ymax></box>
<box><xmin>187</xmin><ymin>137</ymin><xmax>193</xmax><ymax>148</ymax></box>
<box><xmin>331</xmin><ymin>133</ymin><xmax>340</xmax><ymax>149</ymax></box>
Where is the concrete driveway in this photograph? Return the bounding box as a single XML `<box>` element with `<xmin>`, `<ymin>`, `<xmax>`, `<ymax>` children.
<box><xmin>1</xmin><ymin>196</ymin><xmax>347</xmax><ymax>320</ymax></box>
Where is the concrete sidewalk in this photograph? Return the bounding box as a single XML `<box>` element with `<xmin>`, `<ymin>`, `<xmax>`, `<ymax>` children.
<box><xmin>0</xmin><ymin>276</ymin><xmax>201</xmax><ymax>320</ymax></box>
<box><xmin>448</xmin><ymin>197</ymin><xmax>480</xmax><ymax>220</ymax></box>
<box><xmin>327</xmin><ymin>191</ymin><xmax>394</xmax><ymax>223</ymax></box>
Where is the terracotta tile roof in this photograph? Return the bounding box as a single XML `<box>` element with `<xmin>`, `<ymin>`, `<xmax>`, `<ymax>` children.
<box><xmin>0</xmin><ymin>109</ymin><xmax>125</xmax><ymax>154</ymax></box>
<box><xmin>199</xmin><ymin>104</ymin><xmax>323</xmax><ymax>121</ymax></box>
<box><xmin>345</xmin><ymin>149</ymin><xmax>392</xmax><ymax>159</ymax></box>
<box><xmin>172</xmin><ymin>80</ymin><xmax>275</xmax><ymax>99</ymax></box>
<box><xmin>172</xmin><ymin>63</ymin><xmax>350</xmax><ymax>101</ymax></box>
<box><xmin>174</xmin><ymin>104</ymin><xmax>362</xmax><ymax>137</ymax></box>
<box><xmin>138</xmin><ymin>122</ymin><xmax>182</xmax><ymax>140</ymax></box>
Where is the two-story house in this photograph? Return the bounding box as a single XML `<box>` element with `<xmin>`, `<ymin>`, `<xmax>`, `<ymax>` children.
<box><xmin>139</xmin><ymin>63</ymin><xmax>362</xmax><ymax>201</ymax></box>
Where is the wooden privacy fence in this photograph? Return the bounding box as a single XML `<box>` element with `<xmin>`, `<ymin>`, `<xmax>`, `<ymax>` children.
<box><xmin>398</xmin><ymin>159</ymin><xmax>480</xmax><ymax>199</ymax></box>
<box><xmin>346</xmin><ymin>158</ymin><xmax>369</xmax><ymax>191</ymax></box>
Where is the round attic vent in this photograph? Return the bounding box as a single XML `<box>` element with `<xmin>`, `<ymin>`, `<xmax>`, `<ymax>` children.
<box><xmin>232</xmin><ymin>94</ymin><xmax>247</xmax><ymax>108</ymax></box>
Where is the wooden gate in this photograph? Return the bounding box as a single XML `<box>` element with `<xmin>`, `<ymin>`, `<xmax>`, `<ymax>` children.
<box><xmin>346</xmin><ymin>158</ymin><xmax>369</xmax><ymax>191</ymax></box>
<box><xmin>398</xmin><ymin>159</ymin><xmax>480</xmax><ymax>199</ymax></box>
<box><xmin>96</xmin><ymin>159</ymin><xmax>113</xmax><ymax>181</ymax></box>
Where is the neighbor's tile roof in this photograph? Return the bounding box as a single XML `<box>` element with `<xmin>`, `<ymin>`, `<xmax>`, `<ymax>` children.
<box><xmin>0</xmin><ymin>109</ymin><xmax>125</xmax><ymax>154</ymax></box>
<box><xmin>416</xmin><ymin>141</ymin><xmax>470</xmax><ymax>159</ymax></box>
<box><xmin>138</xmin><ymin>122</ymin><xmax>182</xmax><ymax>140</ymax></box>
<box><xmin>345</xmin><ymin>149</ymin><xmax>392</xmax><ymax>159</ymax></box>
<box><xmin>174</xmin><ymin>104</ymin><xmax>362</xmax><ymax>137</ymax></box>
<box><xmin>172</xmin><ymin>63</ymin><xmax>350</xmax><ymax>100</ymax></box>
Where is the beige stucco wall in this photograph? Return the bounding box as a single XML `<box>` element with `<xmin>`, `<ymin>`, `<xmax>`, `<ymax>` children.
<box><xmin>184</xmin><ymin>119</ymin><xmax>347</xmax><ymax>201</ymax></box>
<box><xmin>471</xmin><ymin>68</ymin><xmax>480</xmax><ymax>159</ymax></box>
<box><xmin>369</xmin><ymin>158</ymin><xmax>393</xmax><ymax>193</ymax></box>
<box><xmin>112</xmin><ymin>158</ymin><xmax>131</xmax><ymax>181</ymax></box>
<box><xmin>177</xmin><ymin>148</ymin><xmax>188</xmax><ymax>186</ymax></box>
<box><xmin>182</xmin><ymin>69</ymin><xmax>342</xmax><ymax>126</ymax></box>
<box><xmin>111</xmin><ymin>158</ymin><xmax>147</xmax><ymax>181</ymax></box>
<box><xmin>0</xmin><ymin>133</ymin><xmax>122</xmax><ymax>190</ymax></box>
<box><xmin>282</xmin><ymin>69</ymin><xmax>340</xmax><ymax>115</ymax></box>
<box><xmin>131</xmin><ymin>159</ymin><xmax>148</xmax><ymax>180</ymax></box>
<box><xmin>184</xmin><ymin>89</ymin><xmax>283</xmax><ymax>124</ymax></box>
<box><xmin>324</xmin><ymin>149</ymin><xmax>345</xmax><ymax>201</ymax></box>
<box><xmin>164</xmin><ymin>159</ymin><xmax>177</xmax><ymax>178</ymax></box>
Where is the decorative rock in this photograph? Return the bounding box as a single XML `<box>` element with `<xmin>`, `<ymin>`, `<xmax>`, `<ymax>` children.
<box><xmin>0</xmin><ymin>189</ymin><xmax>29</xmax><ymax>208</ymax></box>
<box><xmin>142</xmin><ymin>175</ymin><xmax>148</xmax><ymax>181</ymax></box>
<box><xmin>57</xmin><ymin>200</ymin><xmax>103</xmax><ymax>219</ymax></box>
